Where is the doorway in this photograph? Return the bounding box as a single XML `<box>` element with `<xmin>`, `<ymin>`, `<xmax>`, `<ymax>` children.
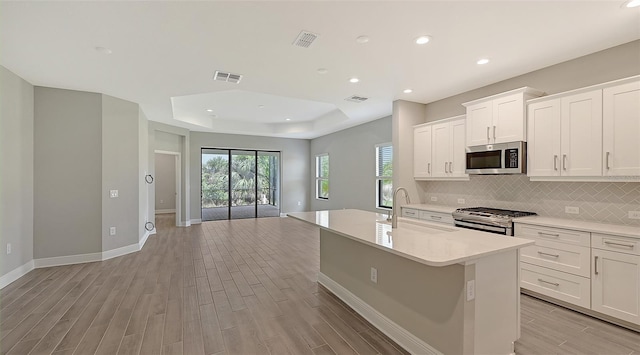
<box><xmin>154</xmin><ymin>151</ymin><xmax>181</xmax><ymax>227</ymax></box>
<box><xmin>201</xmin><ymin>148</ymin><xmax>280</xmax><ymax>221</ymax></box>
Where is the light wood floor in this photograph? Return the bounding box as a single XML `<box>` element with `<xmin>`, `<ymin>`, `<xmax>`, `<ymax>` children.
<box><xmin>1</xmin><ymin>214</ymin><xmax>638</xmax><ymax>355</ymax></box>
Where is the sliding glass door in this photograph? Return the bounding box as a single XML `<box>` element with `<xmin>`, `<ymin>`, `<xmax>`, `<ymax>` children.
<box><xmin>201</xmin><ymin>148</ymin><xmax>280</xmax><ymax>221</ymax></box>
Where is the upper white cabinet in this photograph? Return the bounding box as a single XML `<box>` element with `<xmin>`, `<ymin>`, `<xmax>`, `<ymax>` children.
<box><xmin>463</xmin><ymin>88</ymin><xmax>544</xmax><ymax>146</ymax></box>
<box><xmin>527</xmin><ymin>76</ymin><xmax>640</xmax><ymax>181</ymax></box>
<box><xmin>413</xmin><ymin>125</ymin><xmax>432</xmax><ymax>178</ymax></box>
<box><xmin>603</xmin><ymin>80</ymin><xmax>640</xmax><ymax>176</ymax></box>
<box><xmin>413</xmin><ymin>115</ymin><xmax>468</xmax><ymax>180</ymax></box>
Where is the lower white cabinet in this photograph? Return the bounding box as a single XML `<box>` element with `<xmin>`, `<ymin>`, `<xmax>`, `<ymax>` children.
<box><xmin>520</xmin><ymin>239</ymin><xmax>591</xmax><ymax>278</ymax></box>
<box><xmin>592</xmin><ymin>247</ymin><xmax>640</xmax><ymax>324</ymax></box>
<box><xmin>521</xmin><ymin>262</ymin><xmax>591</xmax><ymax>308</ymax></box>
<box><xmin>401</xmin><ymin>207</ymin><xmax>454</xmax><ymax>226</ymax></box>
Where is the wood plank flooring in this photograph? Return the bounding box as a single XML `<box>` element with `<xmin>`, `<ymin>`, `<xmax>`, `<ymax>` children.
<box><xmin>1</xmin><ymin>213</ymin><xmax>638</xmax><ymax>355</ymax></box>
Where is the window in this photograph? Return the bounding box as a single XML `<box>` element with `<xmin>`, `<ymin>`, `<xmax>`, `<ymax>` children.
<box><xmin>316</xmin><ymin>154</ymin><xmax>329</xmax><ymax>199</ymax></box>
<box><xmin>376</xmin><ymin>144</ymin><xmax>393</xmax><ymax>209</ymax></box>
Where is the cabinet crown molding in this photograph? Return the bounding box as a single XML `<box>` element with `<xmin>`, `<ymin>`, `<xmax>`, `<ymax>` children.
<box><xmin>527</xmin><ymin>75</ymin><xmax>640</xmax><ymax>104</ymax></box>
<box><xmin>462</xmin><ymin>87</ymin><xmax>545</xmax><ymax>107</ymax></box>
<box><xmin>413</xmin><ymin>114</ymin><xmax>465</xmax><ymax>129</ymax></box>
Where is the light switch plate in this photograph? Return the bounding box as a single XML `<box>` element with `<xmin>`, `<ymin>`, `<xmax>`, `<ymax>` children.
<box><xmin>457</xmin><ymin>198</ymin><xmax>466</xmax><ymax>204</ymax></box>
<box><xmin>370</xmin><ymin>267</ymin><xmax>378</xmax><ymax>283</ymax></box>
<box><xmin>629</xmin><ymin>211</ymin><xmax>640</xmax><ymax>220</ymax></box>
<box><xmin>6</xmin><ymin>243</ymin><xmax>11</xmax><ymax>255</ymax></box>
<box><xmin>430</xmin><ymin>196</ymin><xmax>437</xmax><ymax>202</ymax></box>
<box><xmin>110</xmin><ymin>190</ymin><xmax>118</xmax><ymax>198</ymax></box>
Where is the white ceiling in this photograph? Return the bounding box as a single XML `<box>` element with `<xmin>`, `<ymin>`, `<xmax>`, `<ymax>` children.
<box><xmin>1</xmin><ymin>1</ymin><xmax>638</xmax><ymax>139</ymax></box>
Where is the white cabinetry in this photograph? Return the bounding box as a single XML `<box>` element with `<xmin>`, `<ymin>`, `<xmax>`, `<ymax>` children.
<box><xmin>401</xmin><ymin>207</ymin><xmax>454</xmax><ymax>226</ymax></box>
<box><xmin>516</xmin><ymin>220</ymin><xmax>640</xmax><ymax>328</ymax></box>
<box><xmin>592</xmin><ymin>233</ymin><xmax>640</xmax><ymax>324</ymax></box>
<box><xmin>603</xmin><ymin>80</ymin><xmax>640</xmax><ymax>176</ymax></box>
<box><xmin>463</xmin><ymin>88</ymin><xmax>543</xmax><ymax>146</ymax></box>
<box><xmin>413</xmin><ymin>116</ymin><xmax>468</xmax><ymax>180</ymax></box>
<box><xmin>527</xmin><ymin>76</ymin><xmax>640</xmax><ymax>181</ymax></box>
<box><xmin>413</xmin><ymin>125</ymin><xmax>432</xmax><ymax>178</ymax></box>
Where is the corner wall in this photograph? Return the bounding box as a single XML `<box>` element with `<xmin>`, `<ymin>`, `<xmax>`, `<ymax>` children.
<box><xmin>34</xmin><ymin>87</ymin><xmax>102</xmax><ymax>259</ymax></box>
<box><xmin>310</xmin><ymin>116</ymin><xmax>392</xmax><ymax>212</ymax></box>
<box><xmin>0</xmin><ymin>66</ymin><xmax>34</xmax><ymax>282</ymax></box>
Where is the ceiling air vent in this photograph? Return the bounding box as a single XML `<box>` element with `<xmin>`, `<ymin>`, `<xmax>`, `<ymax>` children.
<box><xmin>213</xmin><ymin>71</ymin><xmax>243</xmax><ymax>84</ymax></box>
<box><xmin>293</xmin><ymin>30</ymin><xmax>319</xmax><ymax>48</ymax></box>
<box><xmin>345</xmin><ymin>95</ymin><xmax>369</xmax><ymax>103</ymax></box>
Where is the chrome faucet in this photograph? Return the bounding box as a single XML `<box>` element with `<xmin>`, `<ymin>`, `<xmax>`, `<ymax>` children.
<box><xmin>390</xmin><ymin>187</ymin><xmax>411</xmax><ymax>228</ymax></box>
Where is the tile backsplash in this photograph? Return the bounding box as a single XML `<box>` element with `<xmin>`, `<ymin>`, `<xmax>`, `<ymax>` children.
<box><xmin>418</xmin><ymin>175</ymin><xmax>640</xmax><ymax>226</ymax></box>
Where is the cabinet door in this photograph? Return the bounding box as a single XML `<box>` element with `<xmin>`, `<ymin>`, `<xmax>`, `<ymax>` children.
<box><xmin>592</xmin><ymin>248</ymin><xmax>640</xmax><ymax>325</ymax></box>
<box><xmin>493</xmin><ymin>93</ymin><xmax>525</xmax><ymax>143</ymax></box>
<box><xmin>449</xmin><ymin>118</ymin><xmax>467</xmax><ymax>177</ymax></box>
<box><xmin>603</xmin><ymin>81</ymin><xmax>640</xmax><ymax>176</ymax></box>
<box><xmin>527</xmin><ymin>99</ymin><xmax>561</xmax><ymax>177</ymax></box>
<box><xmin>431</xmin><ymin>122</ymin><xmax>451</xmax><ymax>177</ymax></box>
<box><xmin>560</xmin><ymin>90</ymin><xmax>603</xmax><ymax>176</ymax></box>
<box><xmin>413</xmin><ymin>125</ymin><xmax>432</xmax><ymax>178</ymax></box>
<box><xmin>466</xmin><ymin>102</ymin><xmax>493</xmax><ymax>146</ymax></box>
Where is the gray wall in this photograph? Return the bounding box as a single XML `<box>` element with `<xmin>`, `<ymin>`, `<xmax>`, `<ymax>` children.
<box><xmin>101</xmin><ymin>94</ymin><xmax>140</xmax><ymax>252</ymax></box>
<box><xmin>0</xmin><ymin>66</ymin><xmax>34</xmax><ymax>277</ymax></box>
<box><xmin>155</xmin><ymin>153</ymin><xmax>177</xmax><ymax>211</ymax></box>
<box><xmin>34</xmin><ymin>87</ymin><xmax>102</xmax><ymax>258</ymax></box>
<box><xmin>310</xmin><ymin>116</ymin><xmax>392</xmax><ymax>212</ymax></box>
<box><xmin>425</xmin><ymin>40</ymin><xmax>640</xmax><ymax>121</ymax></box>
<box><xmin>189</xmin><ymin>132</ymin><xmax>309</xmax><ymax>219</ymax></box>
<box><xmin>138</xmin><ymin>109</ymin><xmax>150</xmax><ymax>241</ymax></box>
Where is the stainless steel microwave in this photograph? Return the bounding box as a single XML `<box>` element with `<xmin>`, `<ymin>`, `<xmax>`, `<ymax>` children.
<box><xmin>465</xmin><ymin>141</ymin><xmax>526</xmax><ymax>175</ymax></box>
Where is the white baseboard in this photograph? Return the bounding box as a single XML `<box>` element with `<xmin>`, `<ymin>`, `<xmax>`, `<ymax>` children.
<box><xmin>280</xmin><ymin>213</ymin><xmax>287</xmax><ymax>217</ymax></box>
<box><xmin>102</xmin><ymin>243</ymin><xmax>140</xmax><ymax>261</ymax></box>
<box><xmin>155</xmin><ymin>209</ymin><xmax>176</xmax><ymax>214</ymax></box>
<box><xmin>138</xmin><ymin>230</ymin><xmax>152</xmax><ymax>250</ymax></box>
<box><xmin>34</xmin><ymin>252</ymin><xmax>102</xmax><ymax>268</ymax></box>
<box><xmin>190</xmin><ymin>219</ymin><xmax>202</xmax><ymax>224</ymax></box>
<box><xmin>0</xmin><ymin>260</ymin><xmax>35</xmax><ymax>289</ymax></box>
<box><xmin>178</xmin><ymin>221</ymin><xmax>191</xmax><ymax>227</ymax></box>
<box><xmin>317</xmin><ymin>273</ymin><xmax>442</xmax><ymax>355</ymax></box>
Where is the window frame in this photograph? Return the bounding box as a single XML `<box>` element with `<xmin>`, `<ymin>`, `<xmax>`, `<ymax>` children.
<box><xmin>315</xmin><ymin>153</ymin><xmax>329</xmax><ymax>200</ymax></box>
<box><xmin>375</xmin><ymin>143</ymin><xmax>393</xmax><ymax>210</ymax></box>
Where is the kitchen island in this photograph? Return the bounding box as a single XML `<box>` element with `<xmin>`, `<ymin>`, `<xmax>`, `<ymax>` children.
<box><xmin>287</xmin><ymin>209</ymin><xmax>534</xmax><ymax>355</ymax></box>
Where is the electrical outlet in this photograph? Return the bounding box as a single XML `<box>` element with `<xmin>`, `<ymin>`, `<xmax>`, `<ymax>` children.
<box><xmin>457</xmin><ymin>198</ymin><xmax>466</xmax><ymax>204</ymax></box>
<box><xmin>370</xmin><ymin>267</ymin><xmax>378</xmax><ymax>284</ymax></box>
<box><xmin>430</xmin><ymin>196</ymin><xmax>437</xmax><ymax>202</ymax></box>
<box><xmin>6</xmin><ymin>243</ymin><xmax>11</xmax><ymax>255</ymax></box>
<box><xmin>466</xmin><ymin>280</ymin><xmax>475</xmax><ymax>301</ymax></box>
<box><xmin>565</xmin><ymin>206</ymin><xmax>579</xmax><ymax>215</ymax></box>
<box><xmin>160</xmin><ymin>199</ymin><xmax>164</xmax><ymax>204</ymax></box>
<box><xmin>109</xmin><ymin>227</ymin><xmax>116</xmax><ymax>236</ymax></box>
<box><xmin>297</xmin><ymin>201</ymin><xmax>302</xmax><ymax>206</ymax></box>
<box><xmin>629</xmin><ymin>211</ymin><xmax>640</xmax><ymax>220</ymax></box>
<box><xmin>110</xmin><ymin>190</ymin><xmax>118</xmax><ymax>198</ymax></box>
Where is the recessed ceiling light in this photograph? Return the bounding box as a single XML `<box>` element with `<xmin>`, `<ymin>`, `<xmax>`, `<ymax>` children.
<box><xmin>403</xmin><ymin>89</ymin><xmax>413</xmax><ymax>94</ymax></box>
<box><xmin>317</xmin><ymin>68</ymin><xmax>328</xmax><ymax>74</ymax></box>
<box><xmin>415</xmin><ymin>36</ymin><xmax>431</xmax><ymax>45</ymax></box>
<box><xmin>95</xmin><ymin>46</ymin><xmax>112</xmax><ymax>55</ymax></box>
<box><xmin>206</xmin><ymin>109</ymin><xmax>213</xmax><ymax>112</ymax></box>
<box><xmin>258</xmin><ymin>105</ymin><xmax>265</xmax><ymax>109</ymax></box>
<box><xmin>285</xmin><ymin>118</ymin><xmax>291</xmax><ymax>121</ymax></box>
<box><xmin>356</xmin><ymin>35</ymin><xmax>370</xmax><ymax>44</ymax></box>
<box><xmin>477</xmin><ymin>58</ymin><xmax>490</xmax><ymax>65</ymax></box>
<box><xmin>623</xmin><ymin>0</ymin><xmax>640</xmax><ymax>7</ymax></box>
<box><xmin>349</xmin><ymin>77</ymin><xmax>360</xmax><ymax>83</ymax></box>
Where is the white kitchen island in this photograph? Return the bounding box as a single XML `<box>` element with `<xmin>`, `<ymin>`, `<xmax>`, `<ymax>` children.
<box><xmin>287</xmin><ymin>209</ymin><xmax>534</xmax><ymax>355</ymax></box>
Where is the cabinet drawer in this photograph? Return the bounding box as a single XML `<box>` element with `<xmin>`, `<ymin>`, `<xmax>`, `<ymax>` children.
<box><xmin>515</xmin><ymin>223</ymin><xmax>590</xmax><ymax>247</ymax></box>
<box><xmin>520</xmin><ymin>240</ymin><xmax>591</xmax><ymax>278</ymax></box>
<box><xmin>592</xmin><ymin>233</ymin><xmax>640</xmax><ymax>256</ymax></box>
<box><xmin>520</xmin><ymin>263</ymin><xmax>591</xmax><ymax>308</ymax></box>
<box><xmin>419</xmin><ymin>210</ymin><xmax>454</xmax><ymax>225</ymax></box>
<box><xmin>402</xmin><ymin>208</ymin><xmax>419</xmax><ymax>219</ymax></box>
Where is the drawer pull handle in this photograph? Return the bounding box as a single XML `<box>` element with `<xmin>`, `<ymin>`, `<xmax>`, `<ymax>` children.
<box><xmin>538</xmin><ymin>232</ymin><xmax>560</xmax><ymax>238</ymax></box>
<box><xmin>594</xmin><ymin>256</ymin><xmax>599</xmax><ymax>275</ymax></box>
<box><xmin>537</xmin><ymin>278</ymin><xmax>560</xmax><ymax>287</ymax></box>
<box><xmin>604</xmin><ymin>241</ymin><xmax>634</xmax><ymax>249</ymax></box>
<box><xmin>431</xmin><ymin>216</ymin><xmax>442</xmax><ymax>219</ymax></box>
<box><xmin>538</xmin><ymin>251</ymin><xmax>560</xmax><ymax>258</ymax></box>
<box><xmin>427</xmin><ymin>163</ymin><xmax>431</xmax><ymax>174</ymax></box>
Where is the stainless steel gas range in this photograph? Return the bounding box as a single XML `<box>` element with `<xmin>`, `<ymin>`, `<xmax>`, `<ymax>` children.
<box><xmin>452</xmin><ymin>207</ymin><xmax>537</xmax><ymax>236</ymax></box>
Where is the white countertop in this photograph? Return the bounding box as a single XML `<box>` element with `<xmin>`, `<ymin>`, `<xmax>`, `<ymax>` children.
<box><xmin>515</xmin><ymin>216</ymin><xmax>640</xmax><ymax>239</ymax></box>
<box><xmin>402</xmin><ymin>204</ymin><xmax>458</xmax><ymax>214</ymax></box>
<box><xmin>287</xmin><ymin>209</ymin><xmax>533</xmax><ymax>267</ymax></box>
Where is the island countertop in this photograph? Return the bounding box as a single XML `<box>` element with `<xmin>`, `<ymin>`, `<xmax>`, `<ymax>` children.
<box><xmin>287</xmin><ymin>209</ymin><xmax>534</xmax><ymax>267</ymax></box>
